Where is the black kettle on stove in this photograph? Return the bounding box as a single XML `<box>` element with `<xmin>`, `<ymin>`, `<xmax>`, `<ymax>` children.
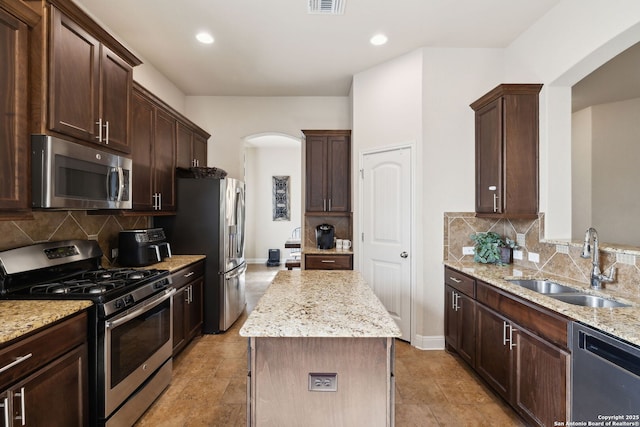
<box><xmin>315</xmin><ymin>224</ymin><xmax>335</xmax><ymax>249</ymax></box>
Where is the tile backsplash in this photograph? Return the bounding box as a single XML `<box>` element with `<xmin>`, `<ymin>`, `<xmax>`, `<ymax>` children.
<box><xmin>444</xmin><ymin>212</ymin><xmax>640</xmax><ymax>298</ymax></box>
<box><xmin>0</xmin><ymin>211</ymin><xmax>150</xmax><ymax>267</ymax></box>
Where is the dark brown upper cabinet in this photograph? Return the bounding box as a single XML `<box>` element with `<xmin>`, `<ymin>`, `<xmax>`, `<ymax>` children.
<box><xmin>471</xmin><ymin>84</ymin><xmax>542</xmax><ymax>219</ymax></box>
<box><xmin>0</xmin><ymin>1</ymin><xmax>38</xmax><ymax>219</ymax></box>
<box><xmin>304</xmin><ymin>130</ymin><xmax>351</xmax><ymax>214</ymax></box>
<box><xmin>30</xmin><ymin>0</ymin><xmax>141</xmax><ymax>153</ymax></box>
<box><xmin>177</xmin><ymin>121</ymin><xmax>208</xmax><ymax>169</ymax></box>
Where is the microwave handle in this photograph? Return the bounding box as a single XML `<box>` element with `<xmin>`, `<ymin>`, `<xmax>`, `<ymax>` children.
<box><xmin>107</xmin><ymin>167</ymin><xmax>125</xmax><ymax>202</ymax></box>
<box><xmin>116</xmin><ymin>167</ymin><xmax>124</xmax><ymax>202</ymax></box>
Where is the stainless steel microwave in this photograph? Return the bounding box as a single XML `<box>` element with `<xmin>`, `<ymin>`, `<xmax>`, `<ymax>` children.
<box><xmin>32</xmin><ymin>135</ymin><xmax>132</xmax><ymax>209</ymax></box>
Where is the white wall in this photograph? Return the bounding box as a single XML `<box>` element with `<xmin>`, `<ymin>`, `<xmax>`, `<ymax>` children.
<box><xmin>245</xmin><ymin>146</ymin><xmax>302</xmax><ymax>263</ymax></box>
<box><xmin>184</xmin><ymin>97</ymin><xmax>350</xmax><ymax>180</ymax></box>
<box><xmin>571</xmin><ymin>107</ymin><xmax>592</xmax><ymax>237</ymax></box>
<box><xmin>590</xmin><ymin>98</ymin><xmax>640</xmax><ymax>245</ymax></box>
<box><xmin>504</xmin><ymin>0</ymin><xmax>640</xmax><ymax>239</ymax></box>
<box><xmin>352</xmin><ymin>48</ymin><xmax>504</xmax><ymax>347</ymax></box>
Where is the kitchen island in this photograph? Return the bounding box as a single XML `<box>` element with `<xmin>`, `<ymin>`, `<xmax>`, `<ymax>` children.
<box><xmin>240</xmin><ymin>270</ymin><xmax>401</xmax><ymax>427</ymax></box>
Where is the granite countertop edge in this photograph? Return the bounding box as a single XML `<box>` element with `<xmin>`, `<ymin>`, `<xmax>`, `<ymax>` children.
<box><xmin>240</xmin><ymin>270</ymin><xmax>401</xmax><ymax>338</ymax></box>
<box><xmin>0</xmin><ymin>255</ymin><xmax>206</xmax><ymax>347</ymax></box>
<box><xmin>443</xmin><ymin>260</ymin><xmax>640</xmax><ymax>347</ymax></box>
<box><xmin>0</xmin><ymin>300</ymin><xmax>93</xmax><ymax>346</ymax></box>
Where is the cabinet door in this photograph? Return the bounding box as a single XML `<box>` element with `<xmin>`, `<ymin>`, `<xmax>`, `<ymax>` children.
<box><xmin>176</xmin><ymin>122</ymin><xmax>193</xmax><ymax>169</ymax></box>
<box><xmin>444</xmin><ymin>286</ymin><xmax>458</xmax><ymax>350</ymax></box>
<box><xmin>100</xmin><ymin>45</ymin><xmax>132</xmax><ymax>153</ymax></box>
<box><xmin>476</xmin><ymin>304</ymin><xmax>512</xmax><ymax>401</ymax></box>
<box><xmin>457</xmin><ymin>293</ymin><xmax>476</xmax><ymax>367</ymax></box>
<box><xmin>475</xmin><ymin>98</ymin><xmax>502</xmax><ymax>214</ymax></box>
<box><xmin>14</xmin><ymin>345</ymin><xmax>87</xmax><ymax>427</ymax></box>
<box><xmin>192</xmin><ymin>133</ymin><xmax>207</xmax><ymax>167</ymax></box>
<box><xmin>0</xmin><ymin>8</ymin><xmax>29</xmax><ymax>211</ymax></box>
<box><xmin>514</xmin><ymin>329</ymin><xmax>568</xmax><ymax>427</ymax></box>
<box><xmin>49</xmin><ymin>7</ymin><xmax>100</xmax><ymax>142</ymax></box>
<box><xmin>130</xmin><ymin>91</ymin><xmax>154</xmax><ymax>210</ymax></box>
<box><xmin>172</xmin><ymin>286</ymin><xmax>187</xmax><ymax>355</ymax></box>
<box><xmin>154</xmin><ymin>109</ymin><xmax>176</xmax><ymax>210</ymax></box>
<box><xmin>305</xmin><ymin>136</ymin><xmax>328</xmax><ymax>212</ymax></box>
<box><xmin>327</xmin><ymin>135</ymin><xmax>350</xmax><ymax>212</ymax></box>
<box><xmin>187</xmin><ymin>278</ymin><xmax>204</xmax><ymax>338</ymax></box>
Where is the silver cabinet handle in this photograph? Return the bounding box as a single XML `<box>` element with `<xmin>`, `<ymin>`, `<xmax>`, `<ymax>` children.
<box><xmin>16</xmin><ymin>387</ymin><xmax>25</xmax><ymax>426</ymax></box>
<box><xmin>451</xmin><ymin>290</ymin><xmax>457</xmax><ymax>310</ymax></box>
<box><xmin>503</xmin><ymin>321</ymin><xmax>509</xmax><ymax>346</ymax></box>
<box><xmin>104</xmin><ymin>120</ymin><xmax>110</xmax><ymax>144</ymax></box>
<box><xmin>400</xmin><ymin>252</ymin><xmax>408</xmax><ymax>258</ymax></box>
<box><xmin>1</xmin><ymin>397</ymin><xmax>8</xmax><ymax>427</ymax></box>
<box><xmin>493</xmin><ymin>193</ymin><xmax>499</xmax><ymax>212</ymax></box>
<box><xmin>454</xmin><ymin>293</ymin><xmax>461</xmax><ymax>311</ymax></box>
<box><xmin>183</xmin><ymin>271</ymin><xmax>195</xmax><ymax>278</ymax></box>
<box><xmin>320</xmin><ymin>260</ymin><xmax>336</xmax><ymax>263</ymax></box>
<box><xmin>0</xmin><ymin>353</ymin><xmax>33</xmax><ymax>374</ymax></box>
<box><xmin>323</xmin><ymin>199</ymin><xmax>327</xmax><ymax>211</ymax></box>
<box><xmin>328</xmin><ymin>199</ymin><xmax>332</xmax><ymax>211</ymax></box>
<box><xmin>449</xmin><ymin>276</ymin><xmax>461</xmax><ymax>283</ymax></box>
<box><xmin>95</xmin><ymin>118</ymin><xmax>103</xmax><ymax>141</ymax></box>
<box><xmin>509</xmin><ymin>326</ymin><xmax>517</xmax><ymax>350</ymax></box>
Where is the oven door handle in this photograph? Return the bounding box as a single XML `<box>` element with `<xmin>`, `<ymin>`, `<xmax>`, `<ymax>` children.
<box><xmin>106</xmin><ymin>288</ymin><xmax>176</xmax><ymax>329</ymax></box>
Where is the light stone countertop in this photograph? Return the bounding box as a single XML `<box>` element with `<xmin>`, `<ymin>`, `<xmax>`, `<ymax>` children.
<box><xmin>444</xmin><ymin>261</ymin><xmax>640</xmax><ymax>347</ymax></box>
<box><xmin>240</xmin><ymin>270</ymin><xmax>401</xmax><ymax>338</ymax></box>
<box><xmin>0</xmin><ymin>300</ymin><xmax>93</xmax><ymax>346</ymax></box>
<box><xmin>303</xmin><ymin>247</ymin><xmax>353</xmax><ymax>255</ymax></box>
<box><xmin>148</xmin><ymin>255</ymin><xmax>206</xmax><ymax>272</ymax></box>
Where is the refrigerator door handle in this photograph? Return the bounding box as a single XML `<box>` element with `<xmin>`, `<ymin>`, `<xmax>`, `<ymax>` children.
<box><xmin>225</xmin><ymin>263</ymin><xmax>247</xmax><ymax>279</ymax></box>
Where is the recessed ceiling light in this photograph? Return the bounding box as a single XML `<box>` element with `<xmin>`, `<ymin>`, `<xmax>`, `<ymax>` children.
<box><xmin>370</xmin><ymin>33</ymin><xmax>388</xmax><ymax>46</ymax></box>
<box><xmin>196</xmin><ymin>32</ymin><xmax>214</xmax><ymax>44</ymax></box>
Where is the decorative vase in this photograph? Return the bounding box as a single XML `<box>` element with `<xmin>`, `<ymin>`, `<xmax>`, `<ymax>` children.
<box><xmin>500</xmin><ymin>247</ymin><xmax>513</xmax><ymax>264</ymax></box>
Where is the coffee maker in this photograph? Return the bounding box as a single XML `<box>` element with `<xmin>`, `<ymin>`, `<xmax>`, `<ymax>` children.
<box><xmin>315</xmin><ymin>224</ymin><xmax>335</xmax><ymax>249</ymax></box>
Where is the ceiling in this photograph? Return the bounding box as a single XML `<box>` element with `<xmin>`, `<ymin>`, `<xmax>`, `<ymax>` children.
<box><xmin>73</xmin><ymin>0</ymin><xmax>563</xmax><ymax>97</ymax></box>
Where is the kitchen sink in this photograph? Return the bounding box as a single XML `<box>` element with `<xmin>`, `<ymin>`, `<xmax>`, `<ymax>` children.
<box><xmin>507</xmin><ymin>279</ymin><xmax>581</xmax><ymax>294</ymax></box>
<box><xmin>549</xmin><ymin>294</ymin><xmax>630</xmax><ymax>308</ymax></box>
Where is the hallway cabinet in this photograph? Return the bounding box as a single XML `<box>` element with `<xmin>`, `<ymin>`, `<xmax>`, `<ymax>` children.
<box><xmin>471</xmin><ymin>84</ymin><xmax>542</xmax><ymax>219</ymax></box>
<box><xmin>304</xmin><ymin>130</ymin><xmax>351</xmax><ymax>213</ymax></box>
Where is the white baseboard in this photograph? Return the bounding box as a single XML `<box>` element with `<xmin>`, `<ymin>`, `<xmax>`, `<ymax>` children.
<box><xmin>411</xmin><ymin>334</ymin><xmax>445</xmax><ymax>350</ymax></box>
<box><xmin>247</xmin><ymin>258</ymin><xmax>268</xmax><ymax>264</ymax></box>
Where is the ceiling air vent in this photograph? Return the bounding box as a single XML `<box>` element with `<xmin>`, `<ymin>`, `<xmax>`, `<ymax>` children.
<box><xmin>308</xmin><ymin>0</ymin><xmax>346</xmax><ymax>15</ymax></box>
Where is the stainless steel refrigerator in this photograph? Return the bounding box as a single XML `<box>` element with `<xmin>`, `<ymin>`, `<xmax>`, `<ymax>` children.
<box><xmin>156</xmin><ymin>177</ymin><xmax>246</xmax><ymax>333</ymax></box>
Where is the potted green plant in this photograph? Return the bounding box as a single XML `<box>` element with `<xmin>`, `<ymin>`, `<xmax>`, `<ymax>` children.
<box><xmin>470</xmin><ymin>232</ymin><xmax>518</xmax><ymax>265</ymax></box>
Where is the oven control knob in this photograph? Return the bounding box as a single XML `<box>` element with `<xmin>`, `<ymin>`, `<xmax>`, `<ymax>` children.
<box><xmin>114</xmin><ymin>299</ymin><xmax>124</xmax><ymax>309</ymax></box>
<box><xmin>124</xmin><ymin>295</ymin><xmax>134</xmax><ymax>306</ymax></box>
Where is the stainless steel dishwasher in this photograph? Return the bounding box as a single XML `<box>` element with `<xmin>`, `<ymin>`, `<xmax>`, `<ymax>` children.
<box><xmin>571</xmin><ymin>322</ymin><xmax>640</xmax><ymax>423</ymax></box>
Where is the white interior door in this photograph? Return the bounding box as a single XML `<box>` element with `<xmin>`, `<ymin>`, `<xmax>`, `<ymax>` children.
<box><xmin>361</xmin><ymin>147</ymin><xmax>412</xmax><ymax>341</ymax></box>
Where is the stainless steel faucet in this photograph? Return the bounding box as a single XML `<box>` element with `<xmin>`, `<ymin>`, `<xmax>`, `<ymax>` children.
<box><xmin>580</xmin><ymin>227</ymin><xmax>615</xmax><ymax>289</ymax></box>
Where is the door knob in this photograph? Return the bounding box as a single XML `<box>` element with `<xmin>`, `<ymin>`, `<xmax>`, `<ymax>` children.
<box><xmin>400</xmin><ymin>252</ymin><xmax>408</xmax><ymax>258</ymax></box>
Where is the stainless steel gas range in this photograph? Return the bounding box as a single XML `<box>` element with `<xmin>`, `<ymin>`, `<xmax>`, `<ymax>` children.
<box><xmin>0</xmin><ymin>240</ymin><xmax>174</xmax><ymax>427</ymax></box>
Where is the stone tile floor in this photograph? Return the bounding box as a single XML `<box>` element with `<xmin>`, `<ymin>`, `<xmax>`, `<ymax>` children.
<box><xmin>136</xmin><ymin>264</ymin><xmax>524</xmax><ymax>426</ymax></box>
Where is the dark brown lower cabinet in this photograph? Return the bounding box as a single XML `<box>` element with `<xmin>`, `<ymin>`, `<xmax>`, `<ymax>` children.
<box><xmin>171</xmin><ymin>261</ymin><xmax>204</xmax><ymax>356</ymax></box>
<box><xmin>444</xmin><ymin>267</ymin><xmax>569</xmax><ymax>427</ymax></box>
<box><xmin>0</xmin><ymin>311</ymin><xmax>88</xmax><ymax>427</ymax></box>
<box><xmin>444</xmin><ymin>284</ymin><xmax>476</xmax><ymax>367</ymax></box>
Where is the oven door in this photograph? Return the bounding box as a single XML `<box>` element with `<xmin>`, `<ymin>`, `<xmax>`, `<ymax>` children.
<box><xmin>103</xmin><ymin>288</ymin><xmax>175</xmax><ymax>416</ymax></box>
